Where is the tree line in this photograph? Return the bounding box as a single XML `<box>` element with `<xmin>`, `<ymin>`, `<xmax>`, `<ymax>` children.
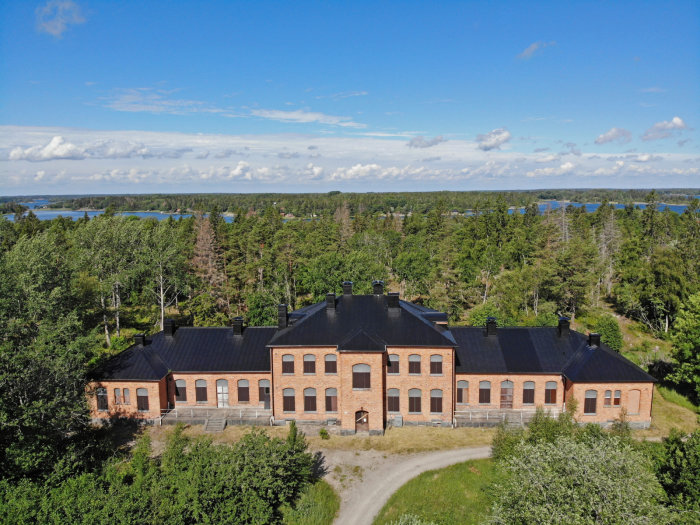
<box><xmin>1</xmin><ymin>190</ymin><xmax>699</xmax><ymax>483</ymax></box>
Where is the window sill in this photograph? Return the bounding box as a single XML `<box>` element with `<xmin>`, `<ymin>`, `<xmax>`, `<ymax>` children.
<box><xmin>353</xmin><ymin>388</ymin><xmax>370</xmax><ymax>391</ymax></box>
<box><xmin>456</xmin><ymin>402</ymin><xmax>469</xmax><ymax>405</ymax></box>
<box><xmin>409</xmin><ymin>373</ymin><xmax>421</xmax><ymax>376</ymax></box>
<box><xmin>303</xmin><ymin>373</ymin><xmax>316</xmax><ymax>376</ymax></box>
<box><xmin>430</xmin><ymin>374</ymin><xmax>443</xmax><ymax>377</ymax></box>
<box><xmin>408</xmin><ymin>412</ymin><xmax>421</xmax><ymax>415</ymax></box>
<box><xmin>196</xmin><ymin>401</ymin><xmax>208</xmax><ymax>404</ymax></box>
<box><xmin>304</xmin><ymin>411</ymin><xmax>317</xmax><ymax>414</ymax></box>
<box><xmin>283</xmin><ymin>411</ymin><xmax>295</xmax><ymax>414</ymax></box>
<box><xmin>430</xmin><ymin>412</ymin><xmax>443</xmax><ymax>415</ymax></box>
<box><xmin>282</xmin><ymin>373</ymin><xmax>294</xmax><ymax>376</ymax></box>
<box><xmin>583</xmin><ymin>413</ymin><xmax>597</xmax><ymax>416</ymax></box>
<box><xmin>325</xmin><ymin>373</ymin><xmax>338</xmax><ymax>375</ymax></box>
<box><xmin>326</xmin><ymin>411</ymin><xmax>338</xmax><ymax>414</ymax></box>
<box><xmin>388</xmin><ymin>411</ymin><xmax>400</xmax><ymax>414</ymax></box>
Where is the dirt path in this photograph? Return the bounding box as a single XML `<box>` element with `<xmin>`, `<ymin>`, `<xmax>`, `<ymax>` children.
<box><xmin>320</xmin><ymin>446</ymin><xmax>491</xmax><ymax>525</ymax></box>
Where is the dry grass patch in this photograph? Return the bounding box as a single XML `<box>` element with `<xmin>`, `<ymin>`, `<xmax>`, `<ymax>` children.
<box><xmin>148</xmin><ymin>424</ymin><xmax>495</xmax><ymax>455</ymax></box>
<box><xmin>633</xmin><ymin>386</ymin><xmax>699</xmax><ymax>440</ymax></box>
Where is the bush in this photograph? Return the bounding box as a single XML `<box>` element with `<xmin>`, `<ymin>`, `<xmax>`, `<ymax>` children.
<box><xmin>319</xmin><ymin>428</ymin><xmax>330</xmax><ymax>440</ymax></box>
<box><xmin>594</xmin><ymin>314</ymin><xmax>624</xmax><ymax>352</ymax></box>
<box><xmin>656</xmin><ymin>429</ymin><xmax>700</xmax><ymax>512</ymax></box>
<box><xmin>491</xmin><ymin>438</ymin><xmax>675</xmax><ymax>524</ymax></box>
<box><xmin>491</xmin><ymin>423</ymin><xmax>524</xmax><ymax>461</ymax></box>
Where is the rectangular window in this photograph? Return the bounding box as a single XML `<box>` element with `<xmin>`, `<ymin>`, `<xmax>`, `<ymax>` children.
<box><xmin>325</xmin><ymin>393</ymin><xmax>337</xmax><ymax>412</ymax></box>
<box><xmin>97</xmin><ymin>389</ymin><xmax>108</xmax><ymax>411</ymax></box>
<box><xmin>303</xmin><ymin>360</ymin><xmax>316</xmax><ymax>374</ymax></box>
<box><xmin>479</xmin><ymin>387</ymin><xmax>490</xmax><ymax>404</ymax></box>
<box><xmin>283</xmin><ymin>395</ymin><xmax>295</xmax><ymax>412</ymax></box>
<box><xmin>584</xmin><ymin>397</ymin><xmax>597</xmax><ymax>414</ymax></box>
<box><xmin>387</xmin><ymin>395</ymin><xmax>399</xmax><ymax>413</ymax></box>
<box><xmin>114</xmin><ymin>388</ymin><xmax>121</xmax><ymax>405</ymax></box>
<box><xmin>604</xmin><ymin>390</ymin><xmax>612</xmax><ymax>407</ymax></box>
<box><xmin>282</xmin><ymin>357</ymin><xmax>294</xmax><ymax>374</ymax></box>
<box><xmin>238</xmin><ymin>385</ymin><xmax>249</xmax><ymax>402</ymax></box>
<box><xmin>430</xmin><ymin>361</ymin><xmax>442</xmax><ymax>375</ymax></box>
<box><xmin>409</xmin><ymin>361</ymin><xmax>421</xmax><ymax>374</ymax></box>
<box><xmin>196</xmin><ymin>385</ymin><xmax>207</xmax><ymax>403</ymax></box>
<box><xmin>408</xmin><ymin>396</ymin><xmax>421</xmax><ymax>414</ymax></box>
<box><xmin>544</xmin><ymin>388</ymin><xmax>557</xmax><ymax>404</ymax></box>
<box><xmin>523</xmin><ymin>388</ymin><xmax>535</xmax><ymax>405</ymax></box>
<box><xmin>137</xmin><ymin>391</ymin><xmax>149</xmax><ymax>412</ymax></box>
<box><xmin>353</xmin><ymin>372</ymin><xmax>370</xmax><ymax>389</ymax></box>
<box><xmin>613</xmin><ymin>390</ymin><xmax>621</xmax><ymax>406</ymax></box>
<box><xmin>325</xmin><ymin>359</ymin><xmax>337</xmax><ymax>374</ymax></box>
<box><xmin>430</xmin><ymin>397</ymin><xmax>442</xmax><ymax>413</ymax></box>
<box><xmin>123</xmin><ymin>388</ymin><xmax>130</xmax><ymax>405</ymax></box>
<box><xmin>304</xmin><ymin>396</ymin><xmax>316</xmax><ymax>412</ymax></box>
<box><xmin>387</xmin><ymin>357</ymin><xmax>399</xmax><ymax>375</ymax></box>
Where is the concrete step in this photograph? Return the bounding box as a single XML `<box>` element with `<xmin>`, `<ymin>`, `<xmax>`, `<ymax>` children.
<box><xmin>204</xmin><ymin>418</ymin><xmax>227</xmax><ymax>432</ymax></box>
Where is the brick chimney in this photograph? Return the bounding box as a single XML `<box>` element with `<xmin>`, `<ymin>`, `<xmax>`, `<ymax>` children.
<box><xmin>372</xmin><ymin>280</ymin><xmax>384</xmax><ymax>295</ymax></box>
<box><xmin>164</xmin><ymin>318</ymin><xmax>176</xmax><ymax>337</ymax></box>
<box><xmin>134</xmin><ymin>334</ymin><xmax>146</xmax><ymax>346</ymax></box>
<box><xmin>486</xmin><ymin>317</ymin><xmax>497</xmax><ymax>337</ymax></box>
<box><xmin>326</xmin><ymin>293</ymin><xmax>336</xmax><ymax>310</ymax></box>
<box><xmin>558</xmin><ymin>317</ymin><xmax>570</xmax><ymax>337</ymax></box>
<box><xmin>233</xmin><ymin>316</ymin><xmax>243</xmax><ymax>336</ymax></box>
<box><xmin>278</xmin><ymin>304</ymin><xmax>288</xmax><ymax>329</ymax></box>
<box><xmin>342</xmin><ymin>281</ymin><xmax>353</xmax><ymax>295</ymax></box>
<box><xmin>387</xmin><ymin>292</ymin><xmax>400</xmax><ymax>309</ymax></box>
<box><xmin>588</xmin><ymin>333</ymin><xmax>601</xmax><ymax>347</ymax></box>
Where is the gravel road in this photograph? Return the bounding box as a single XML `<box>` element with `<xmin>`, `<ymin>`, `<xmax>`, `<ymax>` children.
<box><xmin>325</xmin><ymin>446</ymin><xmax>492</xmax><ymax>525</ymax></box>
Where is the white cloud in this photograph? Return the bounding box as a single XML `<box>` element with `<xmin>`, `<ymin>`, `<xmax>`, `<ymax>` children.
<box><xmin>104</xmin><ymin>88</ymin><xmax>229</xmax><ymax>116</ymax></box>
<box><xmin>407</xmin><ymin>135</ymin><xmax>446</xmax><ymax>149</ymax></box>
<box><xmin>251</xmin><ymin>108</ymin><xmax>365</xmax><ymax>128</ymax></box>
<box><xmin>517</xmin><ymin>41</ymin><xmax>556</xmax><ymax>60</ymax></box>
<box><xmin>595</xmin><ymin>127</ymin><xmax>632</xmax><ymax>145</ymax></box>
<box><xmin>36</xmin><ymin>0</ymin><xmax>85</xmax><ymax>37</ymax></box>
<box><xmin>642</xmin><ymin>116</ymin><xmax>688</xmax><ymax>141</ymax></box>
<box><xmin>10</xmin><ymin>136</ymin><xmax>86</xmax><ymax>161</ymax></box>
<box><xmin>2</xmin><ymin>126</ymin><xmax>697</xmax><ymax>193</ymax></box>
<box><xmin>476</xmin><ymin>128</ymin><xmax>511</xmax><ymax>151</ymax></box>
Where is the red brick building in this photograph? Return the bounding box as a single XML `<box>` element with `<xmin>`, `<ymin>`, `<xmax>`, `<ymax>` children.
<box><xmin>88</xmin><ymin>281</ymin><xmax>654</xmax><ymax>433</ymax></box>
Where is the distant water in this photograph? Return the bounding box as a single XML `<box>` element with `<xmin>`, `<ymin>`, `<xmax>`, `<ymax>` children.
<box><xmin>1</xmin><ymin>199</ymin><xmax>692</xmax><ymax>222</ymax></box>
<box><xmin>3</xmin><ymin>208</ymin><xmax>234</xmax><ymax>223</ymax></box>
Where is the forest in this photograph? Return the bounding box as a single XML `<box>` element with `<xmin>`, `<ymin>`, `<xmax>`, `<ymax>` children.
<box><xmin>1</xmin><ymin>189</ymin><xmax>699</xmax><ymax>522</ymax></box>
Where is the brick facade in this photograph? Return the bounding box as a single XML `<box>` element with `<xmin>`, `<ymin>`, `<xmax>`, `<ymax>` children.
<box><xmin>88</xmin><ymin>377</ymin><xmax>167</xmax><ymax>420</ymax></box>
<box><xmin>454</xmin><ymin>373</ymin><xmax>565</xmax><ymax>412</ymax></box>
<box><xmin>565</xmin><ymin>381</ymin><xmax>653</xmax><ymax>426</ymax></box>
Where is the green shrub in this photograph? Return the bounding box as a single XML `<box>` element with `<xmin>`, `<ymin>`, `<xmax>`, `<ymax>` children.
<box><xmin>594</xmin><ymin>314</ymin><xmax>624</xmax><ymax>352</ymax></box>
<box><xmin>319</xmin><ymin>428</ymin><xmax>330</xmax><ymax>440</ymax></box>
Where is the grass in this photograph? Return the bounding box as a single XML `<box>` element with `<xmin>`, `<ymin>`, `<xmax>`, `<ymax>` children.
<box><xmin>373</xmin><ymin>459</ymin><xmax>497</xmax><ymax>525</ymax></box>
<box><xmin>633</xmin><ymin>386</ymin><xmax>699</xmax><ymax>440</ymax></box>
<box><xmin>281</xmin><ymin>480</ymin><xmax>339</xmax><ymax>525</ymax></box>
<box><xmin>148</xmin><ymin>424</ymin><xmax>496</xmax><ymax>455</ymax></box>
<box><xmin>657</xmin><ymin>386</ymin><xmax>699</xmax><ymax>414</ymax></box>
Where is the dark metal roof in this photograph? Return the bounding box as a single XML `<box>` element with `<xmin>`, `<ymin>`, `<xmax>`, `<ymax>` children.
<box><xmin>451</xmin><ymin>327</ymin><xmax>655</xmax><ymax>382</ymax></box>
<box><xmin>97</xmin><ymin>326</ymin><xmax>276</xmax><ymax>380</ymax></box>
<box><xmin>267</xmin><ymin>295</ymin><xmax>456</xmax><ymax>350</ymax></box>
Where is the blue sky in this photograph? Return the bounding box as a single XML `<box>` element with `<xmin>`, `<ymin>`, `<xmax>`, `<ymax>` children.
<box><xmin>0</xmin><ymin>1</ymin><xmax>698</xmax><ymax>194</ymax></box>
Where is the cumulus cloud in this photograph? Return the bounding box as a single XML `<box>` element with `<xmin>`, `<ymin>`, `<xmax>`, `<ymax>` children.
<box><xmin>526</xmin><ymin>161</ymin><xmax>575</xmax><ymax>178</ymax></box>
<box><xmin>36</xmin><ymin>0</ymin><xmax>85</xmax><ymax>37</ymax></box>
<box><xmin>10</xmin><ymin>136</ymin><xmax>86</xmax><ymax>161</ymax></box>
<box><xmin>406</xmin><ymin>135</ymin><xmax>446</xmax><ymax>149</ymax></box>
<box><xmin>642</xmin><ymin>116</ymin><xmax>688</xmax><ymax>141</ymax></box>
<box><xmin>251</xmin><ymin>108</ymin><xmax>364</xmax><ymax>128</ymax></box>
<box><xmin>595</xmin><ymin>127</ymin><xmax>632</xmax><ymax>145</ymax></box>
<box><xmin>517</xmin><ymin>41</ymin><xmax>556</xmax><ymax>60</ymax></box>
<box><xmin>477</xmin><ymin>128</ymin><xmax>511</xmax><ymax>151</ymax></box>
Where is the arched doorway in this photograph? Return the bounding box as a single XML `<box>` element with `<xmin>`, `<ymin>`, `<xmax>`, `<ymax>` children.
<box><xmin>355</xmin><ymin>410</ymin><xmax>369</xmax><ymax>432</ymax></box>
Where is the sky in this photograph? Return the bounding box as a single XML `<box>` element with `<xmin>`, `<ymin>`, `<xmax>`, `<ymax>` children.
<box><xmin>0</xmin><ymin>1</ymin><xmax>698</xmax><ymax>195</ymax></box>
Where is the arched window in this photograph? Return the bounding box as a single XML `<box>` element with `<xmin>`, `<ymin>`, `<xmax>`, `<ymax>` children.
<box><xmin>604</xmin><ymin>390</ymin><xmax>612</xmax><ymax>406</ymax></box>
<box><xmin>430</xmin><ymin>355</ymin><xmax>443</xmax><ymax>375</ymax></box>
<box><xmin>409</xmin><ymin>354</ymin><xmax>421</xmax><ymax>375</ymax></box>
<box><xmin>614</xmin><ymin>390</ymin><xmax>621</xmax><ymax>406</ymax></box>
<box><xmin>216</xmin><ymin>379</ymin><xmax>229</xmax><ymax>408</ymax></box>
<box><xmin>479</xmin><ymin>381</ymin><xmax>491</xmax><ymax>404</ymax></box>
<box><xmin>325</xmin><ymin>354</ymin><xmax>337</xmax><ymax>374</ymax></box>
<box><xmin>123</xmin><ymin>388</ymin><xmax>130</xmax><ymax>405</ymax></box>
<box><xmin>195</xmin><ymin>379</ymin><xmax>207</xmax><ymax>403</ymax></box>
<box><xmin>114</xmin><ymin>388</ymin><xmax>121</xmax><ymax>405</ymax></box>
<box><xmin>258</xmin><ymin>379</ymin><xmax>270</xmax><ymax>402</ymax></box>
<box><xmin>545</xmin><ymin>381</ymin><xmax>557</xmax><ymax>404</ymax></box>
<box><xmin>352</xmin><ymin>364</ymin><xmax>371</xmax><ymax>389</ymax></box>
<box><xmin>408</xmin><ymin>389</ymin><xmax>421</xmax><ymax>413</ymax></box>
<box><xmin>325</xmin><ymin>388</ymin><xmax>338</xmax><ymax>412</ymax></box>
<box><xmin>283</xmin><ymin>388</ymin><xmax>295</xmax><ymax>412</ymax></box>
<box><xmin>96</xmin><ymin>387</ymin><xmax>108</xmax><ymax>411</ymax></box>
<box><xmin>303</xmin><ymin>354</ymin><xmax>316</xmax><ymax>374</ymax></box>
<box><xmin>304</xmin><ymin>388</ymin><xmax>317</xmax><ymax>412</ymax></box>
<box><xmin>282</xmin><ymin>354</ymin><xmax>294</xmax><ymax>374</ymax></box>
<box><xmin>500</xmin><ymin>381</ymin><xmax>513</xmax><ymax>409</ymax></box>
<box><xmin>430</xmin><ymin>389</ymin><xmax>443</xmax><ymax>413</ymax></box>
<box><xmin>457</xmin><ymin>380</ymin><xmax>469</xmax><ymax>404</ymax></box>
<box><xmin>523</xmin><ymin>381</ymin><xmax>535</xmax><ymax>405</ymax></box>
<box><xmin>136</xmin><ymin>388</ymin><xmax>149</xmax><ymax>412</ymax></box>
<box><xmin>387</xmin><ymin>388</ymin><xmax>400</xmax><ymax>412</ymax></box>
<box><xmin>387</xmin><ymin>354</ymin><xmax>399</xmax><ymax>375</ymax></box>
<box><xmin>238</xmin><ymin>379</ymin><xmax>249</xmax><ymax>402</ymax></box>
<box><xmin>584</xmin><ymin>390</ymin><xmax>597</xmax><ymax>414</ymax></box>
<box><xmin>175</xmin><ymin>379</ymin><xmax>187</xmax><ymax>402</ymax></box>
